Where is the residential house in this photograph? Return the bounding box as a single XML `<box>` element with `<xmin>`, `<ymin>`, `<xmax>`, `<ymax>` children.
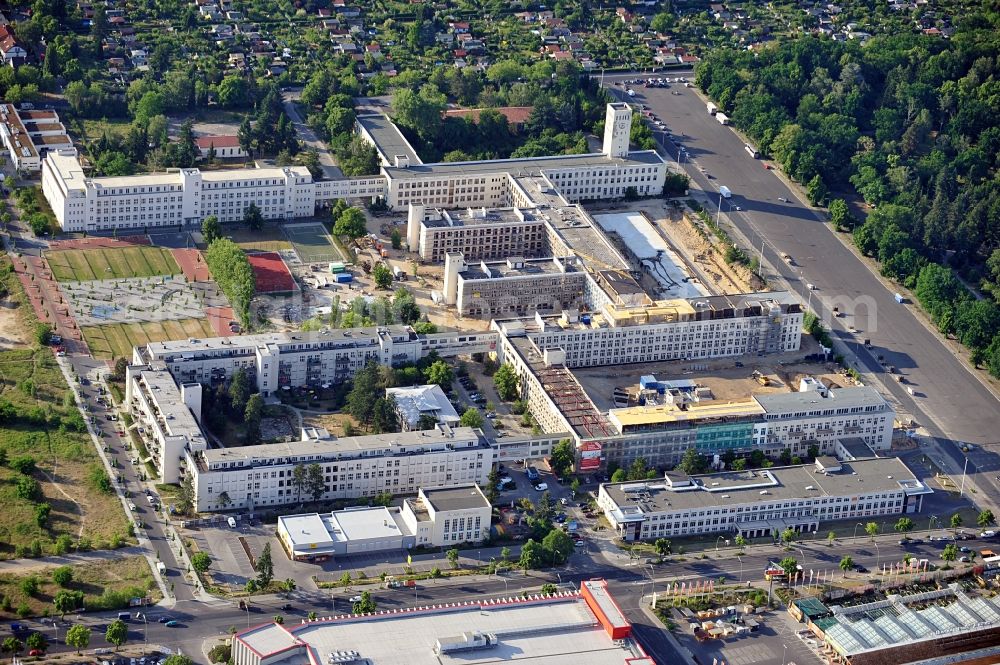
<box><xmin>196</xmin><ymin>135</ymin><xmax>248</xmax><ymax>160</ymax></box>
<box><xmin>0</xmin><ymin>26</ymin><xmax>26</xmax><ymax>67</ymax></box>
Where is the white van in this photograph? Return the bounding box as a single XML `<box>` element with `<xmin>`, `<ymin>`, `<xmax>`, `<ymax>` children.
<box><xmin>227</xmin><ymin>517</ymin><xmax>237</xmax><ymax>528</ymax></box>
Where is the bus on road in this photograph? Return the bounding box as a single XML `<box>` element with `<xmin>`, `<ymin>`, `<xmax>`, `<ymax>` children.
<box><xmin>745</xmin><ymin>143</ymin><xmax>760</xmax><ymax>158</ymax></box>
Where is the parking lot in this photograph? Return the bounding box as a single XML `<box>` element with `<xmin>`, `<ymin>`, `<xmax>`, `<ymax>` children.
<box><xmin>674</xmin><ymin>605</ymin><xmax>822</xmax><ymax>665</ymax></box>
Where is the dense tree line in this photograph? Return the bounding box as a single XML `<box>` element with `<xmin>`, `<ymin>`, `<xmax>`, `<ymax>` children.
<box><xmin>695</xmin><ymin>12</ymin><xmax>1000</xmax><ymax>375</ymax></box>
<box><xmin>204</xmin><ymin>239</ymin><xmax>255</xmax><ymax>326</ymax></box>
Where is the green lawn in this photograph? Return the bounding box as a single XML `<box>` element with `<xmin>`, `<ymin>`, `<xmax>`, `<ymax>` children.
<box><xmin>46</xmin><ymin>246</ymin><xmax>180</xmax><ymax>282</ymax></box>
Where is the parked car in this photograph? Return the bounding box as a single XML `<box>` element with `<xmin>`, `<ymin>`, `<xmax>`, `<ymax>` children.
<box><xmin>349</xmin><ymin>595</ymin><xmax>362</xmax><ymax>603</ymax></box>
<box><xmin>165</xmin><ymin>620</ymin><xmax>179</xmax><ymax>627</ymax></box>
<box><xmin>534</xmin><ymin>483</ymin><xmax>548</xmax><ymax>491</ymax></box>
<box><xmin>854</xmin><ymin>564</ymin><xmax>869</xmax><ymax>573</ymax></box>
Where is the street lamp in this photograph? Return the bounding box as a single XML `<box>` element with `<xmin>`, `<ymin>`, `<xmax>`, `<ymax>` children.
<box><xmin>873</xmin><ymin>541</ymin><xmax>881</xmax><ymax>572</ymax></box>
<box><xmin>781</xmin><ymin>644</ymin><xmax>788</xmax><ymax>665</ymax></box>
<box><xmin>853</xmin><ymin>522</ymin><xmax>865</xmax><ymax>542</ymax></box>
<box><xmin>715</xmin><ymin>535</ymin><xmax>727</xmax><ymax>552</ymax></box>
<box><xmin>138</xmin><ymin>611</ymin><xmax>147</xmax><ymax>647</ymax></box>
<box><xmin>737</xmin><ymin>555</ymin><xmax>743</xmax><ymax>583</ymax></box>
<box><xmin>929</xmin><ymin>515</ymin><xmax>939</xmax><ymax>532</ymax></box>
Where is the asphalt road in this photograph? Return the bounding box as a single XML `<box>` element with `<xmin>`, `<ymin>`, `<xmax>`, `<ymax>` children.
<box><xmin>602</xmin><ymin>73</ymin><xmax>1000</xmax><ymax>446</ymax></box>
<box><xmin>32</xmin><ymin>531</ymin><xmax>964</xmax><ymax>662</ymax></box>
<box><xmin>282</xmin><ymin>89</ymin><xmax>345</xmax><ymax>180</ymax></box>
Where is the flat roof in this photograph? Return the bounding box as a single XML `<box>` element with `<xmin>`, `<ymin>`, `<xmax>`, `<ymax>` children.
<box><xmin>142</xmin><ymin>325</ymin><xmax>413</xmax><ymax>359</ymax></box>
<box><xmin>581</xmin><ymin>580</ymin><xmax>629</xmax><ymax>631</ymax></box>
<box><xmin>238</xmin><ymin>623</ymin><xmax>301</xmax><ymax>658</ymax></box>
<box><xmin>423</xmin><ymin>206</ymin><xmax>536</xmax><ymax>229</ymax></box>
<box><xmin>460</xmin><ymin>257</ymin><xmax>577</xmax><ymax>280</ymax></box>
<box><xmin>357</xmin><ymin>113</ymin><xmax>422</xmax><ymax>165</ymax></box>
<box><xmin>383</xmin><ymin>149</ymin><xmax>665</xmax><ymax>180</ymax></box>
<box><xmin>608</xmin><ymin>398</ymin><xmax>764</xmax><ymax>427</ymax></box>
<box><xmin>756</xmin><ymin>385</ymin><xmax>890</xmax><ymax>414</ymax></box>
<box><xmin>601</xmin><ymin>457</ymin><xmax>927</xmax><ymax>514</ymax></box>
<box><xmin>421</xmin><ymin>485</ymin><xmax>490</xmax><ymax>512</ymax></box>
<box><xmin>199</xmin><ymin>425</ymin><xmax>485</xmax><ymax>467</ymax></box>
<box><xmin>278</xmin><ymin>513</ymin><xmax>333</xmax><ymax>549</ymax></box>
<box><xmin>135</xmin><ymin>368</ymin><xmax>206</xmax><ymax>445</ymax></box>
<box><xmin>241</xmin><ymin>589</ymin><xmax>650</xmax><ymax>665</ymax></box>
<box><xmin>328</xmin><ymin>506</ymin><xmax>405</xmax><ymax>542</ymax></box>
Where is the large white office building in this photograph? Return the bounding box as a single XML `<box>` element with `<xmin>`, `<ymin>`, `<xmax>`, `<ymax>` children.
<box><xmin>40</xmin><ymin>103</ymin><xmax>669</xmax><ymax>232</ymax></box>
<box><xmin>598</xmin><ymin>456</ymin><xmax>932</xmax><ymax>542</ymax></box>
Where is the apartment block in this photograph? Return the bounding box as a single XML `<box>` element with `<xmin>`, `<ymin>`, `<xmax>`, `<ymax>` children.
<box><xmin>189</xmin><ymin>424</ymin><xmax>493</xmax><ymax>513</ymax></box>
<box><xmin>0</xmin><ymin>104</ymin><xmax>72</xmax><ymax>172</ymax></box>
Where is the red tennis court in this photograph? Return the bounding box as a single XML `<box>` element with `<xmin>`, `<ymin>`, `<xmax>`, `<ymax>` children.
<box><xmin>247</xmin><ymin>252</ymin><xmax>296</xmax><ymax>293</ymax></box>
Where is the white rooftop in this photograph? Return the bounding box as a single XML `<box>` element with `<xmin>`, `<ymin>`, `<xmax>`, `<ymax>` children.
<box><xmin>278</xmin><ymin>513</ymin><xmax>334</xmax><ymax>551</ymax></box>
<box><xmin>240</xmin><ymin>593</ymin><xmax>651</xmax><ymax>665</ymax></box>
<box><xmin>327</xmin><ymin>506</ymin><xmax>405</xmax><ymax>542</ymax></box>
<box><xmin>386</xmin><ymin>384</ymin><xmax>460</xmax><ymax>428</ymax></box>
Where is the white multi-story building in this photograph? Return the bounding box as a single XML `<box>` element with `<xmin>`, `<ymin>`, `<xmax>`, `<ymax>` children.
<box><xmin>124</xmin><ymin>365</ymin><xmax>209</xmax><ymax>483</ymax></box>
<box><xmin>40</xmin><ymin>103</ymin><xmax>668</xmax><ymax>232</ymax></box>
<box><xmin>189</xmin><ymin>424</ymin><xmax>492</xmax><ymax>513</ymax></box>
<box><xmin>443</xmin><ymin>253</ymin><xmax>589</xmax><ymax>319</ymax></box>
<box><xmin>496</xmin><ymin>291</ymin><xmax>803</xmax><ymax>370</ymax></box>
<box><xmin>133</xmin><ymin>326</ymin><xmax>497</xmax><ymax>398</ymax></box>
<box><xmin>598</xmin><ymin>456</ymin><xmax>932</xmax><ymax>542</ymax></box>
<box><xmin>42</xmin><ymin>150</ymin><xmax>316</xmax><ymax>232</ymax></box>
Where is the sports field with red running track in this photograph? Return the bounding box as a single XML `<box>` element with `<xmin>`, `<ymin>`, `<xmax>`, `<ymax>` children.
<box><xmin>247</xmin><ymin>252</ymin><xmax>296</xmax><ymax>293</ymax></box>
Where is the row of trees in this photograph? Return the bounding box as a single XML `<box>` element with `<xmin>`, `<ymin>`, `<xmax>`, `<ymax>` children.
<box><xmin>695</xmin><ymin>21</ymin><xmax>1000</xmax><ymax>374</ymax></box>
<box><xmin>204</xmin><ymin>239</ymin><xmax>255</xmax><ymax>326</ymax></box>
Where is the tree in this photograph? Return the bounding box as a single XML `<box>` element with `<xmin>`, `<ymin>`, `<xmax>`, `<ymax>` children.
<box><xmin>65</xmin><ymin>624</ymin><xmax>90</xmax><ymax>655</ymax></box>
<box><xmin>950</xmin><ymin>514</ymin><xmax>963</xmax><ymax>531</ymax></box>
<box><xmin>865</xmin><ymin>522</ymin><xmax>879</xmax><ymax>540</ymax></box>
<box><xmin>550</xmin><ymin>439</ymin><xmax>575</xmax><ymax>477</ymax></box>
<box><xmin>25</xmin><ymin>632</ymin><xmax>46</xmax><ymax>652</ymax></box>
<box><xmin>895</xmin><ymin>517</ymin><xmax>914</xmax><ymax>535</ymax></box>
<box><xmin>333</xmin><ymin>207</ymin><xmax>368</xmax><ymax>238</ymax></box>
<box><xmin>734</xmin><ymin>535</ymin><xmax>746</xmax><ymax>553</ymax></box>
<box><xmin>778</xmin><ymin>557</ymin><xmax>799</xmax><ymax>580</ymax></box>
<box><xmin>459</xmin><ymin>407</ymin><xmax>484</xmax><ymax>429</ymax></box>
<box><xmin>53</xmin><ymin>590</ymin><xmax>83</xmax><ymax>617</ymax></box>
<box><xmin>447</xmin><ymin>548</ymin><xmax>460</xmax><ymax>568</ymax></box>
<box><xmin>942</xmin><ymin>543</ymin><xmax>958</xmax><ymax>563</ymax></box>
<box><xmin>829</xmin><ymin>199</ymin><xmax>854</xmax><ymax>230</ymax></box>
<box><xmin>781</xmin><ymin>528</ymin><xmax>796</xmax><ymax>546</ymax></box>
<box><xmin>541</xmin><ymin>583</ymin><xmax>557</xmax><ymax>596</ymax></box>
<box><xmin>542</xmin><ymin>529</ymin><xmax>575</xmax><ymax>564</ymax></box>
<box><xmin>306</xmin><ymin>463</ymin><xmax>326</xmax><ymax>503</ymax></box>
<box><xmin>229</xmin><ymin>369</ymin><xmax>251</xmax><ymax>414</ymax></box>
<box><xmin>163</xmin><ymin>657</ymin><xmax>196</xmax><ymax>665</ymax></box>
<box><xmin>256</xmin><ymin>542</ymin><xmax>274</xmax><ymax>589</ymax></box>
<box><xmin>1</xmin><ymin>637</ymin><xmax>21</xmax><ymax>657</ymax></box>
<box><xmin>424</xmin><ymin>360</ymin><xmax>454</xmax><ymax>387</ymax></box>
<box><xmin>610</xmin><ymin>468</ymin><xmax>627</xmax><ymax>483</ymax></box>
<box><xmin>106</xmin><ymin>619</ymin><xmax>128</xmax><ymax>651</ymax></box>
<box><xmin>519</xmin><ymin>538</ymin><xmax>543</xmax><ymax>570</ymax></box>
<box><xmin>827</xmin><ymin>531</ymin><xmax>836</xmax><ymax>546</ymax></box>
<box><xmin>493</xmin><ymin>364</ymin><xmax>519</xmax><ymax>401</ymax></box>
<box><xmin>202</xmin><ymin>216</ymin><xmax>222</xmax><ymax>244</ymax></box>
<box><xmin>177</xmin><ymin>474</ymin><xmax>195</xmax><ymax>515</ymax></box>
<box><xmin>677</xmin><ymin>448</ymin><xmax>704</xmax><ymax>475</ymax></box>
<box><xmin>352</xmin><ymin>591</ymin><xmax>376</xmax><ymax>614</ymax></box>
<box><xmin>191</xmin><ymin>551</ymin><xmax>212</xmax><ymax>574</ymax></box>
<box><xmin>243</xmin><ymin>203</ymin><xmax>264</xmax><ymax>231</ymax></box>
<box><xmin>839</xmin><ymin>556</ymin><xmax>854</xmax><ymax>576</ymax></box>
<box><xmin>654</xmin><ymin>537</ymin><xmax>672</xmax><ymax>559</ymax></box>
<box><xmin>52</xmin><ymin>566</ymin><xmax>73</xmax><ymax>587</ymax></box>
<box><xmin>372</xmin><ymin>263</ymin><xmax>393</xmax><ymax>289</ymax></box>
<box><xmin>979</xmin><ymin>510</ymin><xmax>995</xmax><ymax>528</ymax></box>
<box><xmin>244</xmin><ymin>394</ymin><xmax>264</xmax><ymax>444</ymax></box>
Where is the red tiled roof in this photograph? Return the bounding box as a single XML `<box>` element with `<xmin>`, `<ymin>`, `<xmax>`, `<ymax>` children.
<box><xmin>195</xmin><ymin>135</ymin><xmax>241</xmax><ymax>149</ymax></box>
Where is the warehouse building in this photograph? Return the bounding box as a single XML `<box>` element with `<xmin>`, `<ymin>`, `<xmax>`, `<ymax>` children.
<box><xmin>598</xmin><ymin>456</ymin><xmax>931</xmax><ymax>541</ymax></box>
<box><xmin>231</xmin><ymin>579</ymin><xmax>653</xmax><ymax>665</ymax></box>
<box><xmin>276</xmin><ymin>485</ymin><xmax>491</xmax><ymax>560</ymax></box>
